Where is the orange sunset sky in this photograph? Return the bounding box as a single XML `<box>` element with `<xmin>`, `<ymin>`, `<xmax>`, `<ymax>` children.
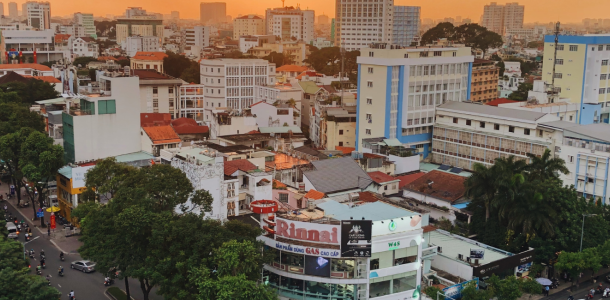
<box><xmin>27</xmin><ymin>0</ymin><xmax>604</xmax><ymax>24</ymax></box>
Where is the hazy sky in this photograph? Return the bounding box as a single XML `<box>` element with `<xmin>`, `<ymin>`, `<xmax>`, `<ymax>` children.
<box><xmin>32</xmin><ymin>0</ymin><xmax>604</xmax><ymax>24</ymax></box>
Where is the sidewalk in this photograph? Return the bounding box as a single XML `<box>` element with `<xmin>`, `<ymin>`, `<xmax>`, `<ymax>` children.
<box><xmin>0</xmin><ymin>179</ymin><xmax>83</xmax><ymax>253</ymax></box>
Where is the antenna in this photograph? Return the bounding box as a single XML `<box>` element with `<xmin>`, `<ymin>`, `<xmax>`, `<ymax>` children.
<box><xmin>281</xmin><ymin>0</ymin><xmax>285</xmax><ymax>7</ymax></box>
<box><xmin>549</xmin><ymin>22</ymin><xmax>561</xmax><ymax>99</ymax></box>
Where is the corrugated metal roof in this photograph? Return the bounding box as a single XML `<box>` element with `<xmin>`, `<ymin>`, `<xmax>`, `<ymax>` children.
<box><xmin>114</xmin><ymin>151</ymin><xmax>155</xmax><ymax>163</ymax></box>
<box><xmin>317</xmin><ymin>200</ymin><xmax>417</xmax><ymax>221</ymax></box>
<box><xmin>35</xmin><ymin>98</ymin><xmax>66</xmax><ymax>105</ymax></box>
<box><xmin>303</xmin><ymin>157</ymin><xmax>372</xmax><ymax>193</ymax></box>
<box><xmin>58</xmin><ymin>166</ymin><xmax>72</xmax><ymax>179</ymax></box>
<box><xmin>437</xmin><ymin>101</ymin><xmax>548</xmax><ymax>122</ymax></box>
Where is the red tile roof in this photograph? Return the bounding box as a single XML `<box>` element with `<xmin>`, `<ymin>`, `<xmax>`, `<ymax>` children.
<box><xmin>363</xmin><ymin>153</ymin><xmax>385</xmax><ymax>159</ymax></box>
<box><xmin>368</xmin><ymin>171</ymin><xmax>399</xmax><ymax>184</ymax></box>
<box><xmin>422</xmin><ymin>225</ymin><xmax>437</xmax><ymax>233</ymax></box>
<box><xmin>358</xmin><ymin>191</ymin><xmax>383</xmax><ymax>203</ymax></box>
<box><xmin>276</xmin><ymin>65</ymin><xmax>309</xmax><ymax>73</ymax></box>
<box><xmin>304</xmin><ymin>189</ymin><xmax>325</xmax><ymax>200</ymax></box>
<box><xmin>486</xmin><ymin>98</ymin><xmax>519</xmax><ymax>106</ymax></box>
<box><xmin>224</xmin><ymin>159</ymin><xmax>258</xmax><ymax>176</ymax></box>
<box><xmin>250</xmin><ymin>100</ymin><xmax>270</xmax><ymax>107</ymax></box>
<box><xmin>296</xmin><ymin>70</ymin><xmax>322</xmax><ymax>80</ymax></box>
<box><xmin>142</xmin><ymin>126</ymin><xmax>181</xmax><ymax>145</ymax></box>
<box><xmin>0</xmin><ymin>63</ymin><xmax>51</xmax><ymax>71</ymax></box>
<box><xmin>140</xmin><ymin>113</ymin><xmax>172</xmax><ymax>127</ymax></box>
<box><xmin>54</xmin><ymin>34</ymin><xmax>71</xmax><ymax>43</ymax></box>
<box><xmin>395</xmin><ymin>172</ymin><xmax>426</xmax><ymax>189</ymax></box>
<box><xmin>171</xmin><ymin>118</ymin><xmax>209</xmax><ymax>134</ymax></box>
<box><xmin>23</xmin><ymin>75</ymin><xmax>61</xmax><ymax>83</ymax></box>
<box><xmin>335</xmin><ymin>146</ymin><xmax>355</xmax><ymax>155</ymax></box>
<box><xmin>272</xmin><ymin>179</ymin><xmax>287</xmax><ymax>189</ymax></box>
<box><xmin>97</xmin><ymin>56</ymin><xmax>118</xmax><ymax>61</ymax></box>
<box><xmin>132</xmin><ymin>69</ymin><xmax>173</xmax><ymax>79</ymax></box>
<box><xmin>405</xmin><ymin>170</ymin><xmax>466</xmax><ymax>203</ymax></box>
<box><xmin>132</xmin><ymin>52</ymin><xmax>168</xmax><ymax>61</ymax></box>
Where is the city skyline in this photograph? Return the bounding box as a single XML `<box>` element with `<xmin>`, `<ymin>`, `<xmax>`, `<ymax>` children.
<box><xmin>6</xmin><ymin>0</ymin><xmax>605</xmax><ymax>24</ymax></box>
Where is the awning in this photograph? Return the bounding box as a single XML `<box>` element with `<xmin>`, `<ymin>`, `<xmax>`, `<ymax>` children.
<box><xmin>383</xmin><ymin>138</ymin><xmax>403</xmax><ymax>147</ymax></box>
<box><xmin>35</xmin><ymin>97</ymin><xmax>66</xmax><ymax>105</ymax></box>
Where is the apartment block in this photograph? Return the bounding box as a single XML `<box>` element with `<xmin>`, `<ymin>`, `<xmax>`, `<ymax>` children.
<box><xmin>541</xmin><ymin>35</ymin><xmax>609</xmax><ymax>124</ymax></box>
<box><xmin>200</xmin><ymin>2</ymin><xmax>226</xmax><ymax>25</ymax></box>
<box><xmin>265</xmin><ymin>6</ymin><xmax>314</xmax><ymax>43</ymax></box>
<box><xmin>431</xmin><ymin>102</ymin><xmax>559</xmax><ymax>170</ymax></box>
<box><xmin>125</xmin><ymin>36</ymin><xmax>160</xmax><ymax>57</ymax></box>
<box><xmin>179</xmin><ymin>84</ymin><xmax>205</xmax><ymax>123</ymax></box>
<box><xmin>392</xmin><ymin>6</ymin><xmax>421</xmax><ymax>47</ymax></box>
<box><xmin>73</xmin><ymin>12</ymin><xmax>95</xmax><ymax>38</ymax></box>
<box><xmin>248</xmin><ymin>41</ymin><xmax>310</xmax><ymax>65</ymax></box>
<box><xmin>470</xmin><ymin>59</ymin><xmax>500</xmax><ymax>103</ymax></box>
<box><xmin>335</xmin><ymin>0</ymin><xmax>393</xmax><ymax>50</ymax></box>
<box><xmin>8</xmin><ymin>2</ymin><xmax>16</xmax><ymax>18</ymax></box>
<box><xmin>25</xmin><ymin>1</ymin><xmax>50</xmax><ymax>30</ymax></box>
<box><xmin>199</xmin><ymin>59</ymin><xmax>276</xmax><ymax>111</ymax></box>
<box><xmin>133</xmin><ymin>69</ymin><xmax>182</xmax><ymax>118</ymax></box>
<box><xmin>356</xmin><ymin>44</ymin><xmax>474</xmax><ymax>158</ymax></box>
<box><xmin>233</xmin><ymin>15</ymin><xmax>265</xmax><ymax>40</ymax></box>
<box><xmin>182</xmin><ymin>26</ymin><xmax>210</xmax><ymax>49</ymax></box>
<box><xmin>116</xmin><ymin>17</ymin><xmax>163</xmax><ymax>44</ymax></box>
<box><xmin>480</xmin><ymin>2</ymin><xmax>524</xmax><ymax>35</ymax></box>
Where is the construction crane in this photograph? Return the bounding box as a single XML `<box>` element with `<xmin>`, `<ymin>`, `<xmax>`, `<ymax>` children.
<box><xmin>549</xmin><ymin>21</ymin><xmax>561</xmax><ymax>103</ymax></box>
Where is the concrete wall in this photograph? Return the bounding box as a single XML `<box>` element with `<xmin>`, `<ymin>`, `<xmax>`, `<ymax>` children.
<box><xmin>431</xmin><ymin>253</ymin><xmax>473</xmax><ymax>280</ymax></box>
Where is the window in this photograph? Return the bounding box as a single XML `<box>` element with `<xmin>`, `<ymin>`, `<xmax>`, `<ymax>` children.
<box><xmin>554</xmin><ymin>73</ymin><xmax>563</xmax><ymax>79</ymax></box>
<box><xmin>600</xmin><ymin>88</ymin><xmax>606</xmax><ymax>95</ymax></box>
<box><xmin>433</xmin><ymin>51</ymin><xmax>441</xmax><ymax>56</ymax></box>
<box><xmin>538</xmin><ymin>130</ymin><xmax>543</xmax><ymax>137</ymax></box>
<box><xmin>509</xmin><ymin>126</ymin><xmax>515</xmax><ymax>133</ymax></box>
<box><xmin>369</xmin><ymin>51</ymin><xmax>374</xmax><ymax>57</ymax></box>
<box><xmin>366</xmin><ymin>129</ymin><xmax>371</xmax><ymax>135</ymax></box>
<box><xmin>367</xmin><ymin>98</ymin><xmax>372</xmax><ymax>104</ymax></box>
<box><xmin>603</xmin><ymin>60</ymin><xmax>609</xmax><ymax>66</ymax></box>
<box><xmin>600</xmin><ymin>45</ymin><xmax>605</xmax><ymax>51</ymax></box>
<box><xmin>98</xmin><ymin>100</ymin><xmax>116</xmax><ymax>114</ymax></box>
<box><xmin>480</xmin><ymin>122</ymin><xmax>485</xmax><ymax>128</ymax></box>
<box><xmin>279</xmin><ymin>193</ymin><xmax>288</xmax><ymax>203</ymax></box>
<box><xmin>494</xmin><ymin>124</ymin><xmax>500</xmax><ymax>130</ymax></box>
<box><xmin>366</xmin><ymin>114</ymin><xmax>372</xmax><ymax>120</ymax></box>
<box><xmin>368</xmin><ymin>67</ymin><xmax>374</xmax><ymax>74</ymax></box>
<box><xmin>568</xmin><ymin>155</ymin><xmax>574</xmax><ymax>163</ymax></box>
<box><xmin>339</xmin><ymin>141</ymin><xmax>343</xmax><ymax>146</ymax></box>
<box><xmin>570</xmin><ymin>115</ymin><xmax>574</xmax><ymax>121</ymax></box>
<box><xmin>339</xmin><ymin>130</ymin><xmax>344</xmax><ymax>135</ymax></box>
<box><xmin>557</xmin><ymin>45</ymin><xmax>564</xmax><ymax>51</ymax></box>
<box><xmin>404</xmin><ymin>53</ymin><xmax>408</xmax><ymax>58</ymax></box>
<box><xmin>569</xmin><ymin>45</ymin><xmax>578</xmax><ymax>51</ymax></box>
<box><xmin>452</xmin><ymin>117</ymin><xmax>458</xmax><ymax>124</ymax></box>
<box><xmin>601</xmin><ymin>74</ymin><xmax>607</xmax><ymax>80</ymax></box>
<box><xmin>466</xmin><ymin>120</ymin><xmax>471</xmax><ymax>126</ymax></box>
<box><xmin>168</xmin><ymin>87</ymin><xmax>174</xmax><ymax>94</ymax></box>
<box><xmin>367</xmin><ymin>81</ymin><xmax>373</xmax><ymax>87</ymax></box>
<box><xmin>524</xmin><ymin>128</ymin><xmax>530</xmax><ymax>135</ymax></box>
<box><xmin>607</xmin><ymin>45</ymin><xmax>610</xmax><ymax>51</ymax></box>
<box><xmin>152</xmin><ymin>87</ymin><xmax>158</xmax><ymax>94</ymax></box>
<box><xmin>556</xmin><ymin>59</ymin><xmax>564</xmax><ymax>65</ymax></box>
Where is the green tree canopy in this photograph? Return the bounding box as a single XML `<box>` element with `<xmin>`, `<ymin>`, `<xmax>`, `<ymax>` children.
<box><xmin>507</xmin><ymin>82</ymin><xmax>533</xmax><ymax>100</ymax></box>
<box><xmin>73</xmin><ymin>56</ymin><xmax>98</xmax><ymax>68</ymax></box>
<box><xmin>262</xmin><ymin>51</ymin><xmax>292</xmax><ymax>67</ymax></box>
<box><xmin>420</xmin><ymin>23</ymin><xmax>503</xmax><ymax>56</ymax></box>
<box><xmin>163</xmin><ymin>52</ymin><xmax>200</xmax><ymax>83</ymax></box>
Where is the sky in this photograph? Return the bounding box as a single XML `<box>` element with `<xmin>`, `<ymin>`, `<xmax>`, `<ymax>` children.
<box><xmin>21</xmin><ymin>0</ymin><xmax>607</xmax><ymax>24</ymax></box>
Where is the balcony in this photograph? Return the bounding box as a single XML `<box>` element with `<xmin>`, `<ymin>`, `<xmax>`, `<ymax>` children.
<box><xmin>421</xmin><ymin>245</ymin><xmax>438</xmax><ymax>260</ymax></box>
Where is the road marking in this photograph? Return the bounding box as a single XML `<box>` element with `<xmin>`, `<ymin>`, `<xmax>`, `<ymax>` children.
<box><xmin>58</xmin><ymin>284</ymin><xmax>61</xmax><ymax>288</ymax></box>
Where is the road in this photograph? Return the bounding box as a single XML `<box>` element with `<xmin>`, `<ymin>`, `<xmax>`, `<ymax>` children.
<box><xmin>3</xmin><ymin>199</ymin><xmax>163</xmax><ymax>300</ymax></box>
<box><xmin>547</xmin><ymin>275</ymin><xmax>610</xmax><ymax>300</ymax></box>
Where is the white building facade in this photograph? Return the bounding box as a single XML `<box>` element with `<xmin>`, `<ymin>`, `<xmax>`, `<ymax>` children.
<box><xmin>73</xmin><ymin>12</ymin><xmax>96</xmax><ymax>38</ymax></box>
<box><xmin>72</xmin><ymin>37</ymin><xmax>98</xmax><ymax>59</ymax></box>
<box><xmin>179</xmin><ymin>84</ymin><xmax>205</xmax><ymax>124</ymax></box>
<box><xmin>25</xmin><ymin>1</ymin><xmax>50</xmax><ymax>30</ymax></box>
<box><xmin>334</xmin><ymin>0</ymin><xmax>393</xmax><ymax>50</ymax></box>
<box><xmin>124</xmin><ymin>36</ymin><xmax>160</xmax><ymax>57</ymax></box>
<box><xmin>265</xmin><ymin>7</ymin><xmax>314</xmax><ymax>43</ymax></box>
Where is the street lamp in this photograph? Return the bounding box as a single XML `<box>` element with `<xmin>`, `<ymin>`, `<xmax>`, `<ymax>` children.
<box><xmin>580</xmin><ymin>213</ymin><xmax>597</xmax><ymax>252</ymax></box>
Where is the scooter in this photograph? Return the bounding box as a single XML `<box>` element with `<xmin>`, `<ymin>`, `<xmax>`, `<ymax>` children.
<box><xmin>602</xmin><ymin>289</ymin><xmax>610</xmax><ymax>298</ymax></box>
<box><xmin>104</xmin><ymin>278</ymin><xmax>114</xmax><ymax>286</ymax></box>
<box><xmin>19</xmin><ymin>201</ymin><xmax>29</xmax><ymax>208</ymax></box>
<box><xmin>58</xmin><ymin>270</ymin><xmax>64</xmax><ymax>277</ymax></box>
<box><xmin>41</xmin><ymin>261</ymin><xmax>46</xmax><ymax>269</ymax></box>
<box><xmin>36</xmin><ymin>268</ymin><xmax>42</xmax><ymax>275</ymax></box>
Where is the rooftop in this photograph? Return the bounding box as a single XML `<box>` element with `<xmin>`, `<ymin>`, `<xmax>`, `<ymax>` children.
<box><xmin>258</xmin><ymin>126</ymin><xmax>302</xmax><ymax>134</ymax></box>
<box><xmin>267</xmin><ymin>152</ymin><xmax>309</xmax><ymax>171</ymax></box>
<box><xmin>368</xmin><ymin>171</ymin><xmax>400</xmax><ymax>184</ymax></box>
<box><xmin>293</xmin><ymin>145</ymin><xmax>328</xmax><ymax>159</ymax></box>
<box><xmin>404</xmin><ymin>170</ymin><xmax>467</xmax><ymax>203</ymax></box>
<box><xmin>131</xmin><ymin>52</ymin><xmax>168</xmax><ymax>61</ymax></box>
<box><xmin>0</xmin><ymin>63</ymin><xmax>52</xmax><ymax>71</ymax></box>
<box><xmin>485</xmin><ymin>98</ymin><xmax>519</xmax><ymax>107</ymax></box>
<box><xmin>317</xmin><ymin>200</ymin><xmax>418</xmax><ymax>222</ymax></box>
<box><xmin>438</xmin><ymin>101</ymin><xmax>548</xmax><ymax>123</ymax></box>
<box><xmin>114</xmin><ymin>151</ymin><xmax>155</xmax><ymax>163</ymax></box>
<box><xmin>224</xmin><ymin>159</ymin><xmax>258</xmax><ymax>176</ymax></box>
<box><xmin>358</xmin><ymin>191</ymin><xmax>385</xmax><ymax>203</ymax></box>
<box><xmin>140</xmin><ymin>113</ymin><xmax>172</xmax><ymax>127</ymax></box>
<box><xmin>142</xmin><ymin>126</ymin><xmax>181</xmax><ymax>145</ymax></box>
<box><xmin>174</xmin><ymin>147</ymin><xmax>215</xmax><ymax>163</ymax></box>
<box><xmin>335</xmin><ymin>146</ymin><xmax>355</xmax><ymax>155</ymax></box>
<box><xmin>24</xmin><ymin>76</ymin><xmax>61</xmax><ymax>83</ymax></box>
<box><xmin>419</xmin><ymin>163</ymin><xmax>472</xmax><ymax>177</ymax></box>
<box><xmin>236</xmin><ymin>15</ymin><xmax>263</xmax><ymax>19</ymax></box>
<box><xmin>132</xmin><ymin>69</ymin><xmax>176</xmax><ymax>80</ymax></box>
<box><xmin>199</xmin><ymin>142</ymin><xmax>252</xmax><ymax>154</ymax></box>
<box><xmin>395</xmin><ymin>172</ymin><xmax>426</xmax><ymax>189</ymax></box>
<box><xmin>303</xmin><ymin>157</ymin><xmax>372</xmax><ymax>194</ymax></box>
<box><xmin>171</xmin><ymin>118</ymin><xmax>209</xmax><ymax>134</ymax></box>
<box><xmin>541</xmin><ymin>121</ymin><xmax>610</xmax><ymax>143</ymax></box>
<box><xmin>429</xmin><ymin>230</ymin><xmax>511</xmax><ymax>265</ymax></box>
<box><xmin>304</xmin><ymin>189</ymin><xmax>325</xmax><ymax>200</ymax></box>
<box><xmin>276</xmin><ymin>64</ymin><xmax>309</xmax><ymax>73</ymax></box>
<box><xmin>219</xmin><ymin>133</ymin><xmax>273</xmax><ymax>143</ymax></box>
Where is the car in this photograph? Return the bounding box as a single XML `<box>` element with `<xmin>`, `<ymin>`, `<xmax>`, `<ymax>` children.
<box><xmin>71</xmin><ymin>260</ymin><xmax>96</xmax><ymax>273</ymax></box>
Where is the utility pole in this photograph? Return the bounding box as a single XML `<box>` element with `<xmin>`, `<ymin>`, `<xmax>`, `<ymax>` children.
<box><xmin>550</xmin><ymin>22</ymin><xmax>561</xmax><ymax>100</ymax></box>
<box><xmin>340</xmin><ymin>47</ymin><xmax>345</xmax><ymax>106</ymax></box>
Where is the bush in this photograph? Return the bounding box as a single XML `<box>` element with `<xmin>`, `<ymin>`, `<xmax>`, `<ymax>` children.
<box><xmin>424</xmin><ymin>286</ymin><xmax>443</xmax><ymax>298</ymax></box>
<box><xmin>107</xmin><ymin>287</ymin><xmax>130</xmax><ymax>300</ymax></box>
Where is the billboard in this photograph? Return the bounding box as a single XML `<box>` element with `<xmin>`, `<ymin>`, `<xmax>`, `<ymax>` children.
<box><xmin>442</xmin><ymin>278</ymin><xmax>479</xmax><ymax>300</ymax></box>
<box><xmin>71</xmin><ymin>165</ymin><xmax>95</xmax><ymax>189</ymax></box>
<box><xmin>472</xmin><ymin>249</ymin><xmax>534</xmax><ymax>278</ymax></box>
<box><xmin>341</xmin><ymin>220</ymin><xmax>372</xmax><ymax>257</ymax></box>
<box><xmin>304</xmin><ymin>255</ymin><xmax>331</xmax><ymax>277</ymax></box>
<box><xmin>275</xmin><ymin>217</ymin><xmax>341</xmax><ymax>246</ymax></box>
<box><xmin>470</xmin><ymin>249</ymin><xmax>485</xmax><ymax>259</ymax></box>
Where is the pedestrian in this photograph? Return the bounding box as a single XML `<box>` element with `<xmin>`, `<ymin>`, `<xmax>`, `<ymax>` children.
<box><xmin>47</xmin><ymin>227</ymin><xmax>50</xmax><ymax>237</ymax></box>
<box><xmin>545</xmin><ymin>285</ymin><xmax>550</xmax><ymax>296</ymax></box>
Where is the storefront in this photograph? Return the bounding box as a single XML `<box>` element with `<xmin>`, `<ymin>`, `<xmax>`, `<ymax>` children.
<box><xmin>56</xmin><ymin>165</ymin><xmax>93</xmax><ymax>223</ymax></box>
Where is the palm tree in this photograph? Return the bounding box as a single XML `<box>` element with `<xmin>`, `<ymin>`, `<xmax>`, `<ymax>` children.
<box><xmin>505</xmin><ymin>187</ymin><xmax>556</xmax><ymax>237</ymax></box>
<box><xmin>465</xmin><ymin>163</ymin><xmax>498</xmax><ymax>221</ymax></box>
<box><xmin>526</xmin><ymin>149</ymin><xmax>569</xmax><ymax>181</ymax></box>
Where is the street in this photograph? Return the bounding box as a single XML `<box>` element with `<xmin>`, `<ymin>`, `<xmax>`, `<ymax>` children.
<box><xmin>547</xmin><ymin>276</ymin><xmax>610</xmax><ymax>300</ymax></box>
<box><xmin>1</xmin><ymin>181</ymin><xmax>163</xmax><ymax>300</ymax></box>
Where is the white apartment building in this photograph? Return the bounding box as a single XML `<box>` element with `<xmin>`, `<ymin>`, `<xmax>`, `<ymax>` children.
<box><xmin>265</xmin><ymin>7</ymin><xmax>314</xmax><ymax>43</ymax></box>
<box><xmin>179</xmin><ymin>84</ymin><xmax>205</xmax><ymax>124</ymax></box>
<box><xmin>355</xmin><ymin>44</ymin><xmax>474</xmax><ymax>158</ymax></box>
<box><xmin>392</xmin><ymin>6</ymin><xmax>421</xmax><ymax>47</ymax></box>
<box><xmin>254</xmin><ymin>84</ymin><xmax>303</xmax><ymax>105</ymax></box>
<box><xmin>73</xmin><ymin>12</ymin><xmax>95</xmax><ymax>38</ymax></box>
<box><xmin>199</xmin><ymin>59</ymin><xmax>276</xmax><ymax>111</ymax></box>
<box><xmin>60</xmin><ymin>24</ymin><xmax>86</xmax><ymax>38</ymax></box>
<box><xmin>431</xmin><ymin>101</ymin><xmax>559</xmax><ymax>170</ymax></box>
<box><xmin>335</xmin><ymin>0</ymin><xmax>393</xmax><ymax>51</ymax></box>
<box><xmin>233</xmin><ymin>15</ymin><xmax>265</xmax><ymax>40</ymax></box>
<box><xmin>3</xmin><ymin>29</ymin><xmax>69</xmax><ymax>63</ymax></box>
<box><xmin>480</xmin><ymin>2</ymin><xmax>524</xmax><ymax>35</ymax></box>
<box><xmin>131</xmin><ymin>69</ymin><xmax>183</xmax><ymax>118</ymax></box>
<box><xmin>72</xmin><ymin>37</ymin><xmax>98</xmax><ymax>59</ymax></box>
<box><xmin>8</xmin><ymin>2</ymin><xmax>16</xmax><ymax>19</ymax></box>
<box><xmin>63</xmin><ymin>74</ymin><xmax>141</xmax><ymax>163</ymax></box>
<box><xmin>124</xmin><ymin>36</ymin><xmax>160</xmax><ymax>57</ymax></box>
<box><xmin>25</xmin><ymin>1</ymin><xmax>50</xmax><ymax>30</ymax></box>
<box><xmin>181</xmin><ymin>26</ymin><xmax>210</xmax><ymax>56</ymax></box>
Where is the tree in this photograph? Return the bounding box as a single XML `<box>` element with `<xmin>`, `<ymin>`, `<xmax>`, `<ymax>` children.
<box><xmin>263</xmin><ymin>51</ymin><xmax>291</xmax><ymax>67</ymax></box>
<box><xmin>519</xmin><ymin>278</ymin><xmax>542</xmax><ymax>299</ymax></box>
<box><xmin>496</xmin><ymin>276</ymin><xmax>522</xmax><ymax>300</ymax></box>
<box><xmin>117</xmin><ymin>59</ymin><xmax>130</xmax><ymax>67</ymax></box>
<box><xmin>470</xmin><ymin>30</ymin><xmax>504</xmax><ymax>57</ymax></box>
<box><xmin>420</xmin><ymin>23</ymin><xmax>503</xmax><ymax>57</ymax></box>
<box><xmin>88</xmin><ymin>68</ymin><xmax>97</xmax><ymax>81</ymax></box>
<box><xmin>95</xmin><ymin>20</ymin><xmax>117</xmax><ymax>38</ymax></box>
<box><xmin>507</xmin><ymin>82</ymin><xmax>533</xmax><ymax>100</ymax></box>
<box><xmin>304</xmin><ymin>47</ymin><xmax>360</xmax><ymax>78</ymax></box>
<box><xmin>465</xmin><ymin>163</ymin><xmax>498</xmax><ymax>221</ymax></box>
<box><xmin>180</xmin><ymin>62</ymin><xmax>201</xmax><ymax>84</ymax></box>
<box><xmin>555</xmin><ymin>251</ymin><xmax>586</xmax><ymax>289</ymax></box>
<box><xmin>40</xmin><ymin>60</ymin><xmax>57</xmax><ymax>68</ymax></box>
<box><xmin>527</xmin><ymin>41</ymin><xmax>542</xmax><ymax>48</ymax></box>
<box><xmin>526</xmin><ymin>149</ymin><xmax>569</xmax><ymax>181</ymax></box>
<box><xmin>81</xmin><ymin>157</ymin><xmax>137</xmax><ymax>203</ymax></box>
<box><xmin>164</xmin><ymin>52</ymin><xmax>195</xmax><ymax>78</ymax></box>
<box><xmin>73</xmin><ymin>56</ymin><xmax>98</xmax><ymax>68</ymax></box>
<box><xmin>462</xmin><ymin>281</ymin><xmax>493</xmax><ymax>300</ymax></box>
<box><xmin>0</xmin><ymin>128</ymin><xmax>37</xmax><ymax>205</ymax></box>
<box><xmin>0</xmin><ymin>80</ymin><xmax>59</xmax><ymax>104</ymax></box>
<box><xmin>420</xmin><ymin>22</ymin><xmax>455</xmax><ymax>46</ymax></box>
<box><xmin>423</xmin><ymin>286</ymin><xmax>443</xmax><ymax>299</ymax></box>
<box><xmin>19</xmin><ymin>131</ymin><xmax>64</xmax><ymax>227</ymax></box>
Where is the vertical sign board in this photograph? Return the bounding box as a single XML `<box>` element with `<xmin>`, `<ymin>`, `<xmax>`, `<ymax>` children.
<box><xmin>50</xmin><ymin>214</ymin><xmax>56</xmax><ymax>230</ymax></box>
<box><xmin>71</xmin><ymin>166</ymin><xmax>95</xmax><ymax>189</ymax></box>
<box><xmin>442</xmin><ymin>278</ymin><xmax>479</xmax><ymax>300</ymax></box>
<box><xmin>340</xmin><ymin>220</ymin><xmax>372</xmax><ymax>257</ymax></box>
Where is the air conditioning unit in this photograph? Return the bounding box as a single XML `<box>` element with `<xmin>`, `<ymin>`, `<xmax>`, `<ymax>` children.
<box><xmin>437</xmin><ymin>246</ymin><xmax>442</xmax><ymax>253</ymax></box>
<box><xmin>466</xmin><ymin>257</ymin><xmax>471</xmax><ymax>263</ymax></box>
<box><xmin>458</xmin><ymin>254</ymin><xmax>464</xmax><ymax>260</ymax></box>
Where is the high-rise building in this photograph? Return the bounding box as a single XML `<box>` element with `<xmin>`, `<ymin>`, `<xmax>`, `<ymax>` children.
<box><xmin>25</xmin><ymin>1</ymin><xmax>51</xmax><ymax>30</ymax></box>
<box><xmin>233</xmin><ymin>15</ymin><xmax>265</xmax><ymax>40</ymax></box>
<box><xmin>355</xmin><ymin>44</ymin><xmax>474</xmax><ymax>157</ymax></box>
<box><xmin>116</xmin><ymin>9</ymin><xmax>163</xmax><ymax>44</ymax></box>
<box><xmin>334</xmin><ymin>0</ymin><xmax>393</xmax><ymax>51</ymax></box>
<box><xmin>265</xmin><ymin>6</ymin><xmax>314</xmax><ymax>43</ymax></box>
<box><xmin>480</xmin><ymin>2</ymin><xmax>524</xmax><ymax>35</ymax></box>
<box><xmin>317</xmin><ymin>14</ymin><xmax>329</xmax><ymax>25</ymax></box>
<box><xmin>170</xmin><ymin>11</ymin><xmax>179</xmax><ymax>20</ymax></box>
<box><xmin>469</xmin><ymin>59</ymin><xmax>500</xmax><ymax>103</ymax></box>
<box><xmin>182</xmin><ymin>26</ymin><xmax>210</xmax><ymax>50</ymax></box>
<box><xmin>0</xmin><ymin>3</ymin><xmax>4</xmax><ymax>16</ymax></box>
<box><xmin>392</xmin><ymin>6</ymin><xmax>420</xmax><ymax>47</ymax></box>
<box><xmin>125</xmin><ymin>7</ymin><xmax>147</xmax><ymax>18</ymax></box>
<box><xmin>7</xmin><ymin>1</ymin><xmax>16</xmax><ymax>18</ymax></box>
<box><xmin>200</xmin><ymin>2</ymin><xmax>226</xmax><ymax>25</ymax></box>
<box><xmin>199</xmin><ymin>59</ymin><xmax>276</xmax><ymax>111</ymax></box>
<box><xmin>74</xmin><ymin>13</ymin><xmax>96</xmax><ymax>38</ymax></box>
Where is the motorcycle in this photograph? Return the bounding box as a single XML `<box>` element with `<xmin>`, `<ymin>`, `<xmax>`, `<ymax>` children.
<box><xmin>58</xmin><ymin>270</ymin><xmax>64</xmax><ymax>277</ymax></box>
<box><xmin>104</xmin><ymin>278</ymin><xmax>114</xmax><ymax>286</ymax></box>
<box><xmin>19</xmin><ymin>201</ymin><xmax>29</xmax><ymax>208</ymax></box>
<box><xmin>28</xmin><ymin>252</ymin><xmax>34</xmax><ymax>259</ymax></box>
<box><xmin>603</xmin><ymin>289</ymin><xmax>610</xmax><ymax>298</ymax></box>
<box><xmin>36</xmin><ymin>268</ymin><xmax>42</xmax><ymax>275</ymax></box>
<box><xmin>41</xmin><ymin>262</ymin><xmax>46</xmax><ymax>269</ymax></box>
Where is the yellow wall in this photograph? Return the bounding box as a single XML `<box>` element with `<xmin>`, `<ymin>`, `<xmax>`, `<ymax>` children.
<box><xmin>357</xmin><ymin>64</ymin><xmax>389</xmax><ymax>150</ymax></box>
<box><xmin>325</xmin><ymin>120</ymin><xmax>356</xmax><ymax>150</ymax></box>
<box><xmin>541</xmin><ymin>42</ymin><xmax>587</xmax><ymax>104</ymax></box>
<box><xmin>56</xmin><ymin>174</ymin><xmax>86</xmax><ymax>222</ymax></box>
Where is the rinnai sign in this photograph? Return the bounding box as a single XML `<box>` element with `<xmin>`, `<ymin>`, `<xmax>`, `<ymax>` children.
<box><xmin>276</xmin><ymin>218</ymin><xmax>340</xmax><ymax>245</ymax></box>
<box><xmin>274</xmin><ymin>242</ymin><xmax>341</xmax><ymax>258</ymax></box>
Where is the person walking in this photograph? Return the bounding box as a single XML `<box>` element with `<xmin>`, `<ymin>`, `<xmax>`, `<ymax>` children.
<box><xmin>545</xmin><ymin>285</ymin><xmax>550</xmax><ymax>296</ymax></box>
<box><xmin>47</xmin><ymin>226</ymin><xmax>50</xmax><ymax>237</ymax></box>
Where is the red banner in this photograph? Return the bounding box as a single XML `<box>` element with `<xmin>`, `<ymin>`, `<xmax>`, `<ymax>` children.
<box><xmin>50</xmin><ymin>214</ymin><xmax>56</xmax><ymax>230</ymax></box>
